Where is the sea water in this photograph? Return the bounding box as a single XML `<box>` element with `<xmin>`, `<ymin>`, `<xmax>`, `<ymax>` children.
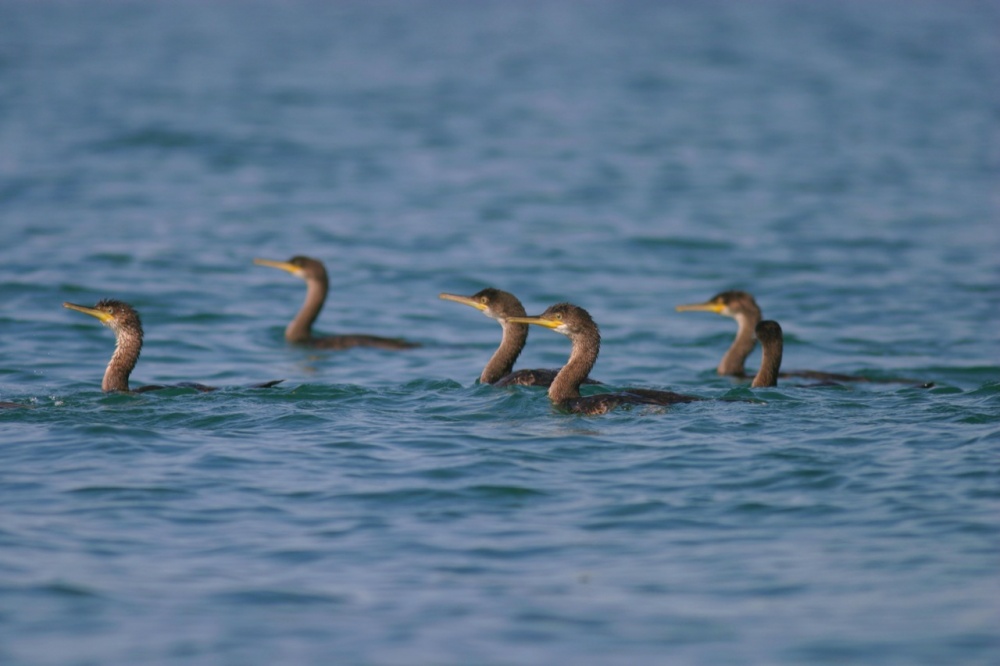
<box><xmin>1</xmin><ymin>1</ymin><xmax>998</xmax><ymax>664</ymax></box>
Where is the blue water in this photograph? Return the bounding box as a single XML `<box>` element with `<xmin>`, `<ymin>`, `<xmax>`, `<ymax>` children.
<box><xmin>2</xmin><ymin>1</ymin><xmax>999</xmax><ymax>663</ymax></box>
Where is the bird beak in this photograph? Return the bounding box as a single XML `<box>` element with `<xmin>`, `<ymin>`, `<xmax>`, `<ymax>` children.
<box><xmin>675</xmin><ymin>300</ymin><xmax>726</xmax><ymax>314</ymax></box>
<box><xmin>254</xmin><ymin>258</ymin><xmax>305</xmax><ymax>278</ymax></box>
<box><xmin>439</xmin><ymin>293</ymin><xmax>488</xmax><ymax>312</ymax></box>
<box><xmin>507</xmin><ymin>314</ymin><xmax>562</xmax><ymax>329</ymax></box>
<box><xmin>64</xmin><ymin>302</ymin><xmax>113</xmax><ymax>323</ymax></box>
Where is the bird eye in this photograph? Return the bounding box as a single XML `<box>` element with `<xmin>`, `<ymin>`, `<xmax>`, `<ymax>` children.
<box><xmin>480</xmin><ymin>296</ymin><xmax>488</xmax><ymax>304</ymax></box>
<box><xmin>555</xmin><ymin>313</ymin><xmax>562</xmax><ymax>320</ymax></box>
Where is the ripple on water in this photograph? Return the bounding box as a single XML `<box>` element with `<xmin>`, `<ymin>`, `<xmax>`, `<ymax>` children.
<box><xmin>1</xmin><ymin>1</ymin><xmax>998</xmax><ymax>664</ymax></box>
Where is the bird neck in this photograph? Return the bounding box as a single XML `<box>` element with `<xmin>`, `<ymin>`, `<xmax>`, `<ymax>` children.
<box><xmin>752</xmin><ymin>336</ymin><xmax>782</xmax><ymax>388</ymax></box>
<box><xmin>549</xmin><ymin>330</ymin><xmax>599</xmax><ymax>404</ymax></box>
<box><xmin>103</xmin><ymin>327</ymin><xmax>141</xmax><ymax>392</ymax></box>
<box><xmin>482</xmin><ymin>321</ymin><xmax>528</xmax><ymax>384</ymax></box>
<box><xmin>719</xmin><ymin>310</ymin><xmax>761</xmax><ymax>376</ymax></box>
<box><xmin>286</xmin><ymin>276</ymin><xmax>327</xmax><ymax>343</ymax></box>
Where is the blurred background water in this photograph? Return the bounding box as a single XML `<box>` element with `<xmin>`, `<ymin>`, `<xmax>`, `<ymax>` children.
<box><xmin>1</xmin><ymin>1</ymin><xmax>998</xmax><ymax>664</ymax></box>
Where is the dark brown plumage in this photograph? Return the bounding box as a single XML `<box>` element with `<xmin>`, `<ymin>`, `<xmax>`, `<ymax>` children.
<box><xmin>509</xmin><ymin>303</ymin><xmax>701</xmax><ymax>415</ymax></box>
<box><xmin>676</xmin><ymin>290</ymin><xmax>761</xmax><ymax>377</ymax></box>
<box><xmin>676</xmin><ymin>290</ymin><xmax>930</xmax><ymax>386</ymax></box>
<box><xmin>439</xmin><ymin>288</ymin><xmax>599</xmax><ymax>387</ymax></box>
<box><xmin>751</xmin><ymin>320</ymin><xmax>783</xmax><ymax>388</ymax></box>
<box><xmin>255</xmin><ymin>256</ymin><xmax>419</xmax><ymax>350</ymax></box>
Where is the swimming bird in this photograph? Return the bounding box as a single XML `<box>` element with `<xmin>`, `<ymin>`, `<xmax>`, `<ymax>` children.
<box><xmin>675</xmin><ymin>290</ymin><xmax>762</xmax><ymax>377</ymax></box>
<box><xmin>509</xmin><ymin>302</ymin><xmax>701</xmax><ymax>415</ymax></box>
<box><xmin>675</xmin><ymin>290</ymin><xmax>928</xmax><ymax>385</ymax></box>
<box><xmin>1</xmin><ymin>401</ymin><xmax>28</xmax><ymax>409</ymax></box>
<box><xmin>751</xmin><ymin>320</ymin><xmax>783</xmax><ymax>388</ymax></box>
<box><xmin>254</xmin><ymin>256</ymin><xmax>419</xmax><ymax>350</ymax></box>
<box><xmin>439</xmin><ymin>288</ymin><xmax>599</xmax><ymax>387</ymax></box>
<box><xmin>64</xmin><ymin>299</ymin><xmax>283</xmax><ymax>393</ymax></box>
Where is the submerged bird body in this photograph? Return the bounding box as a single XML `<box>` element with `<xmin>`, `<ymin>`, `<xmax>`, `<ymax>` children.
<box><xmin>439</xmin><ymin>288</ymin><xmax>598</xmax><ymax>387</ymax></box>
<box><xmin>509</xmin><ymin>303</ymin><xmax>700</xmax><ymax>415</ymax></box>
<box><xmin>255</xmin><ymin>256</ymin><xmax>419</xmax><ymax>350</ymax></box>
<box><xmin>64</xmin><ymin>299</ymin><xmax>282</xmax><ymax>393</ymax></box>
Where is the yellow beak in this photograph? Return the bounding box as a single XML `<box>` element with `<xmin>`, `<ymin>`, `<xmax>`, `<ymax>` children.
<box><xmin>64</xmin><ymin>302</ymin><xmax>114</xmax><ymax>323</ymax></box>
<box><xmin>506</xmin><ymin>315</ymin><xmax>562</xmax><ymax>329</ymax></box>
<box><xmin>438</xmin><ymin>292</ymin><xmax>488</xmax><ymax>312</ymax></box>
<box><xmin>675</xmin><ymin>300</ymin><xmax>725</xmax><ymax>314</ymax></box>
<box><xmin>254</xmin><ymin>258</ymin><xmax>305</xmax><ymax>278</ymax></box>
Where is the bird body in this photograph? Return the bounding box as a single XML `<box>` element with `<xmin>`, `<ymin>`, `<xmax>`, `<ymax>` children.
<box><xmin>676</xmin><ymin>290</ymin><xmax>761</xmax><ymax>377</ymax></box>
<box><xmin>255</xmin><ymin>256</ymin><xmax>419</xmax><ymax>350</ymax></box>
<box><xmin>492</xmin><ymin>368</ymin><xmax>565</xmax><ymax>387</ymax></box>
<box><xmin>439</xmin><ymin>288</ymin><xmax>598</xmax><ymax>387</ymax></box>
<box><xmin>64</xmin><ymin>300</ymin><xmax>144</xmax><ymax>392</ymax></box>
<box><xmin>509</xmin><ymin>303</ymin><xmax>700</xmax><ymax>415</ymax></box>
<box><xmin>64</xmin><ymin>299</ymin><xmax>282</xmax><ymax>393</ymax></box>
<box><xmin>676</xmin><ymin>290</ymin><xmax>927</xmax><ymax>386</ymax></box>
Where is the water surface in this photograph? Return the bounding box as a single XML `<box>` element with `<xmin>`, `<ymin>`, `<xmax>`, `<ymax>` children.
<box><xmin>1</xmin><ymin>1</ymin><xmax>998</xmax><ymax>664</ymax></box>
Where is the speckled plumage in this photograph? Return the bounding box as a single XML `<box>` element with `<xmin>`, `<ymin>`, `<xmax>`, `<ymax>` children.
<box><xmin>64</xmin><ymin>299</ymin><xmax>281</xmax><ymax>393</ymax></box>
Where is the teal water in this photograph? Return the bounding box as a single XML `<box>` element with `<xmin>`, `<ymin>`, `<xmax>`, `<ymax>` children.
<box><xmin>2</xmin><ymin>1</ymin><xmax>999</xmax><ymax>664</ymax></box>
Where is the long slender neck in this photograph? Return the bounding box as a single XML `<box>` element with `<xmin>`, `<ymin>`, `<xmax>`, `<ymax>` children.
<box><xmin>286</xmin><ymin>276</ymin><xmax>328</xmax><ymax>343</ymax></box>
<box><xmin>548</xmin><ymin>330</ymin><xmax>599</xmax><ymax>403</ymax></box>
<box><xmin>752</xmin><ymin>336</ymin><xmax>783</xmax><ymax>388</ymax></box>
<box><xmin>719</xmin><ymin>310</ymin><xmax>760</xmax><ymax>376</ymax></box>
<box><xmin>103</xmin><ymin>327</ymin><xmax>141</xmax><ymax>392</ymax></box>
<box><xmin>482</xmin><ymin>321</ymin><xmax>528</xmax><ymax>384</ymax></box>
